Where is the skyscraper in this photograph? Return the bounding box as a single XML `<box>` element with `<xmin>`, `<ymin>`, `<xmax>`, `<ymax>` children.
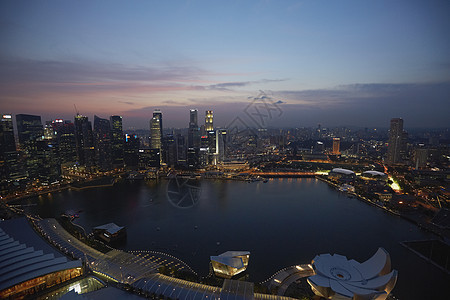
<box><xmin>94</xmin><ymin>115</ymin><xmax>112</xmax><ymax>171</ymax></box>
<box><xmin>187</xmin><ymin>109</ymin><xmax>200</xmax><ymax>168</ymax></box>
<box><xmin>387</xmin><ymin>118</ymin><xmax>407</xmax><ymax>165</ymax></box>
<box><xmin>188</xmin><ymin>109</ymin><xmax>199</xmax><ymax>148</ymax></box>
<box><xmin>124</xmin><ymin>134</ymin><xmax>140</xmax><ymax>170</ymax></box>
<box><xmin>74</xmin><ymin>114</ymin><xmax>95</xmax><ymax>167</ymax></box>
<box><xmin>332</xmin><ymin>138</ymin><xmax>340</xmax><ymax>155</ymax></box>
<box><xmin>150</xmin><ymin>109</ymin><xmax>162</xmax><ymax>165</ymax></box>
<box><xmin>57</xmin><ymin>120</ymin><xmax>77</xmax><ymax>164</ymax></box>
<box><xmin>0</xmin><ymin>114</ymin><xmax>22</xmax><ymax>184</ymax></box>
<box><xmin>150</xmin><ymin>110</ymin><xmax>162</xmax><ymax>150</ymax></box>
<box><xmin>16</xmin><ymin>114</ymin><xmax>44</xmax><ymax>179</ymax></box>
<box><xmin>110</xmin><ymin>116</ymin><xmax>124</xmax><ymax>168</ymax></box>
<box><xmin>205</xmin><ymin>110</ymin><xmax>213</xmax><ymax>131</ymax></box>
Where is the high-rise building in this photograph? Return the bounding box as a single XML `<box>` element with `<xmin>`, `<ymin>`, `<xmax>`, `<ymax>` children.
<box><xmin>199</xmin><ymin>135</ymin><xmax>209</xmax><ymax>166</ymax></box>
<box><xmin>332</xmin><ymin>138</ymin><xmax>340</xmax><ymax>155</ymax></box>
<box><xmin>205</xmin><ymin>110</ymin><xmax>213</xmax><ymax>131</ymax></box>
<box><xmin>44</xmin><ymin>121</ymin><xmax>56</xmax><ymax>140</ymax></box>
<box><xmin>187</xmin><ymin>109</ymin><xmax>200</xmax><ymax>168</ymax></box>
<box><xmin>16</xmin><ymin>114</ymin><xmax>44</xmax><ymax>179</ymax></box>
<box><xmin>94</xmin><ymin>115</ymin><xmax>112</xmax><ymax>171</ymax></box>
<box><xmin>150</xmin><ymin>110</ymin><xmax>162</xmax><ymax>150</ymax></box>
<box><xmin>189</xmin><ymin>109</ymin><xmax>198</xmax><ymax>128</ymax></box>
<box><xmin>207</xmin><ymin>129</ymin><xmax>225</xmax><ymax>165</ymax></box>
<box><xmin>0</xmin><ymin>114</ymin><xmax>23</xmax><ymax>184</ymax></box>
<box><xmin>176</xmin><ymin>134</ymin><xmax>187</xmax><ymax>166</ymax></box>
<box><xmin>124</xmin><ymin>134</ymin><xmax>140</xmax><ymax>170</ymax></box>
<box><xmin>414</xmin><ymin>148</ymin><xmax>428</xmax><ymax>169</ymax></box>
<box><xmin>110</xmin><ymin>116</ymin><xmax>124</xmax><ymax>168</ymax></box>
<box><xmin>37</xmin><ymin>137</ymin><xmax>61</xmax><ymax>184</ymax></box>
<box><xmin>57</xmin><ymin>120</ymin><xmax>77</xmax><ymax>164</ymax></box>
<box><xmin>387</xmin><ymin>118</ymin><xmax>407</xmax><ymax>165</ymax></box>
<box><xmin>188</xmin><ymin>109</ymin><xmax>199</xmax><ymax>148</ymax></box>
<box><xmin>162</xmin><ymin>133</ymin><xmax>177</xmax><ymax>167</ymax></box>
<box><xmin>74</xmin><ymin>114</ymin><xmax>95</xmax><ymax>167</ymax></box>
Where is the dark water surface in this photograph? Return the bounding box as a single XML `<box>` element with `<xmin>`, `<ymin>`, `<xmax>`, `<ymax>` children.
<box><xmin>18</xmin><ymin>178</ymin><xmax>449</xmax><ymax>299</ymax></box>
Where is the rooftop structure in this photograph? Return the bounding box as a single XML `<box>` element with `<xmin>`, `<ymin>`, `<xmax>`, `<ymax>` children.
<box><xmin>93</xmin><ymin>223</ymin><xmax>126</xmax><ymax>243</ymax></box>
<box><xmin>210</xmin><ymin>251</ymin><xmax>250</xmax><ymax>278</ymax></box>
<box><xmin>361</xmin><ymin>171</ymin><xmax>388</xmax><ymax>181</ymax></box>
<box><xmin>307</xmin><ymin>248</ymin><xmax>397</xmax><ymax>300</ymax></box>
<box><xmin>328</xmin><ymin>168</ymin><xmax>356</xmax><ymax>181</ymax></box>
<box><xmin>0</xmin><ymin>218</ymin><xmax>83</xmax><ymax>299</ymax></box>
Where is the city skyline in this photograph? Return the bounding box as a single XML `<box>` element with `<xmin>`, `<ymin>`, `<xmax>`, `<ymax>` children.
<box><xmin>1</xmin><ymin>0</ymin><xmax>450</xmax><ymax>129</ymax></box>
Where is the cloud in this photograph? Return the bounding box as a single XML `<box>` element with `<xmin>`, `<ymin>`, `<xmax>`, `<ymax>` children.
<box><xmin>118</xmin><ymin>101</ymin><xmax>134</xmax><ymax>105</ymax></box>
<box><xmin>274</xmin><ymin>82</ymin><xmax>450</xmax><ymax>127</ymax></box>
<box><xmin>200</xmin><ymin>78</ymin><xmax>288</xmax><ymax>91</ymax></box>
<box><xmin>0</xmin><ymin>57</ymin><xmax>206</xmax><ymax>84</ymax></box>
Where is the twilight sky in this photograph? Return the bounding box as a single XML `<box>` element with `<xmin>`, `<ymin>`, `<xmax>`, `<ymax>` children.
<box><xmin>1</xmin><ymin>0</ymin><xmax>449</xmax><ymax>129</ymax></box>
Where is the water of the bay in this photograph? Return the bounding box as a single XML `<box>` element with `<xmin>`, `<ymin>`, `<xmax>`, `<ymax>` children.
<box><xmin>18</xmin><ymin>178</ymin><xmax>449</xmax><ymax>299</ymax></box>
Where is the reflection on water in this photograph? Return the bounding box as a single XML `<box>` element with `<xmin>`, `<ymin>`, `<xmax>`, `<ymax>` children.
<box><xmin>18</xmin><ymin>178</ymin><xmax>448</xmax><ymax>299</ymax></box>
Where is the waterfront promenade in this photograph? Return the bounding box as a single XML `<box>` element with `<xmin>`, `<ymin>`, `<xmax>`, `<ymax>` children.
<box><xmin>33</xmin><ymin>217</ymin><xmax>299</xmax><ymax>300</ymax></box>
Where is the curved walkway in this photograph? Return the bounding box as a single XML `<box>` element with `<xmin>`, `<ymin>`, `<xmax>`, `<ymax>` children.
<box><xmin>261</xmin><ymin>265</ymin><xmax>315</xmax><ymax>296</ymax></box>
<box><xmin>34</xmin><ymin>218</ymin><xmax>300</xmax><ymax>300</ymax></box>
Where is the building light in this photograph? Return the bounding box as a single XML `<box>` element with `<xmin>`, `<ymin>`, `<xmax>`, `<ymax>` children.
<box><xmin>2</xmin><ymin>114</ymin><xmax>12</xmax><ymax>119</ymax></box>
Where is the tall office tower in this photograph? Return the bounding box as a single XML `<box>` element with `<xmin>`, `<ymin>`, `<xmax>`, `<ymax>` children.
<box><xmin>150</xmin><ymin>110</ymin><xmax>162</xmax><ymax>150</ymax></box>
<box><xmin>187</xmin><ymin>109</ymin><xmax>200</xmax><ymax>168</ymax></box>
<box><xmin>94</xmin><ymin>115</ymin><xmax>112</xmax><ymax>171</ymax></box>
<box><xmin>58</xmin><ymin>121</ymin><xmax>77</xmax><ymax>164</ymax></box>
<box><xmin>188</xmin><ymin>109</ymin><xmax>199</xmax><ymax>147</ymax></box>
<box><xmin>199</xmin><ymin>135</ymin><xmax>209</xmax><ymax>166</ymax></box>
<box><xmin>414</xmin><ymin>148</ymin><xmax>428</xmax><ymax>169</ymax></box>
<box><xmin>207</xmin><ymin>130</ymin><xmax>216</xmax><ymax>165</ymax></box>
<box><xmin>110</xmin><ymin>116</ymin><xmax>124</xmax><ymax>168</ymax></box>
<box><xmin>74</xmin><ymin>114</ymin><xmax>95</xmax><ymax>167</ymax></box>
<box><xmin>16</xmin><ymin>114</ymin><xmax>44</xmax><ymax>179</ymax></box>
<box><xmin>0</xmin><ymin>114</ymin><xmax>22</xmax><ymax>184</ymax></box>
<box><xmin>176</xmin><ymin>134</ymin><xmax>187</xmax><ymax>166</ymax></box>
<box><xmin>218</xmin><ymin>128</ymin><xmax>228</xmax><ymax>161</ymax></box>
<box><xmin>44</xmin><ymin>121</ymin><xmax>56</xmax><ymax>140</ymax></box>
<box><xmin>124</xmin><ymin>134</ymin><xmax>140</xmax><ymax>170</ymax></box>
<box><xmin>205</xmin><ymin>110</ymin><xmax>214</xmax><ymax>131</ymax></box>
<box><xmin>207</xmin><ymin>129</ymin><xmax>225</xmax><ymax>165</ymax></box>
<box><xmin>189</xmin><ymin>109</ymin><xmax>198</xmax><ymax>128</ymax></box>
<box><xmin>332</xmin><ymin>138</ymin><xmax>341</xmax><ymax>154</ymax></box>
<box><xmin>37</xmin><ymin>136</ymin><xmax>61</xmax><ymax>184</ymax></box>
<box><xmin>162</xmin><ymin>133</ymin><xmax>177</xmax><ymax>167</ymax></box>
<box><xmin>387</xmin><ymin>118</ymin><xmax>407</xmax><ymax>165</ymax></box>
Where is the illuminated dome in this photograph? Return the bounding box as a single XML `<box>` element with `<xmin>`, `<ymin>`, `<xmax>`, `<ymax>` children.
<box><xmin>307</xmin><ymin>248</ymin><xmax>397</xmax><ymax>300</ymax></box>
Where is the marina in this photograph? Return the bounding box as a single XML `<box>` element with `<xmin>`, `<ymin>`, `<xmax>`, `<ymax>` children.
<box><xmin>15</xmin><ymin>178</ymin><xmax>449</xmax><ymax>299</ymax></box>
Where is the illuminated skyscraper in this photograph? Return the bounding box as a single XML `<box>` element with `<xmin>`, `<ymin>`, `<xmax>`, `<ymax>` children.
<box><xmin>150</xmin><ymin>109</ymin><xmax>162</xmax><ymax>164</ymax></box>
<box><xmin>332</xmin><ymin>138</ymin><xmax>340</xmax><ymax>154</ymax></box>
<box><xmin>188</xmin><ymin>109</ymin><xmax>199</xmax><ymax>168</ymax></box>
<box><xmin>150</xmin><ymin>110</ymin><xmax>162</xmax><ymax>150</ymax></box>
<box><xmin>387</xmin><ymin>118</ymin><xmax>407</xmax><ymax>164</ymax></box>
<box><xmin>189</xmin><ymin>109</ymin><xmax>198</xmax><ymax>129</ymax></box>
<box><xmin>16</xmin><ymin>114</ymin><xmax>44</xmax><ymax>179</ymax></box>
<box><xmin>110</xmin><ymin>115</ymin><xmax>124</xmax><ymax>168</ymax></box>
<box><xmin>57</xmin><ymin>120</ymin><xmax>77</xmax><ymax>164</ymax></box>
<box><xmin>124</xmin><ymin>134</ymin><xmax>139</xmax><ymax>169</ymax></box>
<box><xmin>74</xmin><ymin>114</ymin><xmax>95</xmax><ymax>167</ymax></box>
<box><xmin>0</xmin><ymin>114</ymin><xmax>22</xmax><ymax>185</ymax></box>
<box><xmin>205</xmin><ymin>110</ymin><xmax>213</xmax><ymax>131</ymax></box>
<box><xmin>94</xmin><ymin>115</ymin><xmax>112</xmax><ymax>171</ymax></box>
<box><xmin>188</xmin><ymin>109</ymin><xmax>199</xmax><ymax>148</ymax></box>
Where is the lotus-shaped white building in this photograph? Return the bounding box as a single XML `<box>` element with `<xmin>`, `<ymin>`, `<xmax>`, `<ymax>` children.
<box><xmin>307</xmin><ymin>248</ymin><xmax>397</xmax><ymax>300</ymax></box>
